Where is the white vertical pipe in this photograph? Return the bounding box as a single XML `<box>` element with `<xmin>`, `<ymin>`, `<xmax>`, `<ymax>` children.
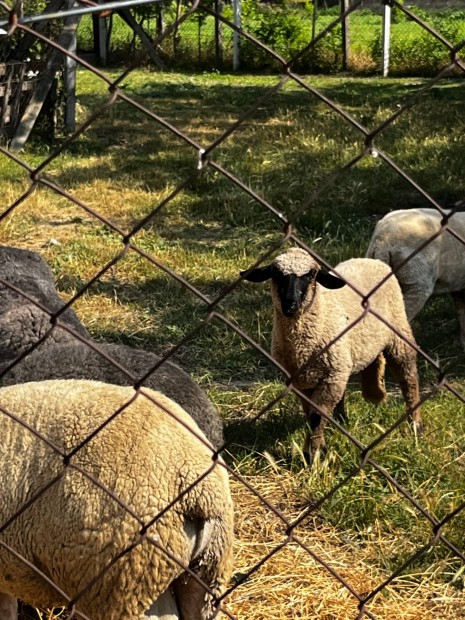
<box><xmin>382</xmin><ymin>2</ymin><xmax>391</xmax><ymax>77</ymax></box>
<box><xmin>233</xmin><ymin>0</ymin><xmax>241</xmax><ymax>71</ymax></box>
<box><xmin>64</xmin><ymin>1</ymin><xmax>77</xmax><ymax>133</ymax></box>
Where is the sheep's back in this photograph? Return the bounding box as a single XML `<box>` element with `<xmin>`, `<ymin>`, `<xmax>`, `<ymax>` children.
<box><xmin>367</xmin><ymin>209</ymin><xmax>465</xmax><ymax>294</ymax></box>
<box><xmin>0</xmin><ymin>379</ymin><xmax>230</xmax><ymax>618</ymax></box>
<box><xmin>329</xmin><ymin>258</ymin><xmax>413</xmax><ymax>371</ymax></box>
<box><xmin>0</xmin><ymin>342</ymin><xmax>224</xmax><ymax>448</ymax></box>
<box><xmin>0</xmin><ymin>246</ymin><xmax>89</xmax><ymax>347</ymax></box>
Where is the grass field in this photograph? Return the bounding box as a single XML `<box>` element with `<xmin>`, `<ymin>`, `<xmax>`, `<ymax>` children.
<box><xmin>3</xmin><ymin>69</ymin><xmax>465</xmax><ymax>618</ymax></box>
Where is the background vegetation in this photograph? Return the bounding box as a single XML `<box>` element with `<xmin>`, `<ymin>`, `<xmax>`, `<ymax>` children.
<box><xmin>3</xmin><ymin>66</ymin><xmax>465</xmax><ymax>618</ymax></box>
<box><xmin>73</xmin><ymin>2</ymin><xmax>465</xmax><ymax>75</ymax></box>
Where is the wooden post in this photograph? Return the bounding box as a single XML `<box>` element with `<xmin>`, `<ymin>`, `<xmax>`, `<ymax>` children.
<box><xmin>382</xmin><ymin>1</ymin><xmax>392</xmax><ymax>77</ymax></box>
<box><xmin>64</xmin><ymin>25</ymin><xmax>77</xmax><ymax>132</ymax></box>
<box><xmin>340</xmin><ymin>0</ymin><xmax>350</xmax><ymax>71</ymax></box>
<box><xmin>14</xmin><ymin>0</ymin><xmax>65</xmax><ymax>61</ymax></box>
<box><xmin>117</xmin><ymin>8</ymin><xmax>164</xmax><ymax>69</ymax></box>
<box><xmin>156</xmin><ymin>3</ymin><xmax>164</xmax><ymax>37</ymax></box>
<box><xmin>93</xmin><ymin>13</ymin><xmax>108</xmax><ymax>65</ymax></box>
<box><xmin>173</xmin><ymin>0</ymin><xmax>182</xmax><ymax>55</ymax></box>
<box><xmin>10</xmin><ymin>0</ymin><xmax>81</xmax><ymax>151</ymax></box>
<box><xmin>0</xmin><ymin>65</ymin><xmax>14</xmax><ymax>137</ymax></box>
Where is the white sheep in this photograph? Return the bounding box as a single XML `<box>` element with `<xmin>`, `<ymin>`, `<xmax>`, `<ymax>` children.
<box><xmin>0</xmin><ymin>245</ymin><xmax>224</xmax><ymax>448</ymax></box>
<box><xmin>241</xmin><ymin>247</ymin><xmax>422</xmax><ymax>464</ymax></box>
<box><xmin>0</xmin><ymin>379</ymin><xmax>234</xmax><ymax>620</ymax></box>
<box><xmin>366</xmin><ymin>207</ymin><xmax>465</xmax><ymax>348</ymax></box>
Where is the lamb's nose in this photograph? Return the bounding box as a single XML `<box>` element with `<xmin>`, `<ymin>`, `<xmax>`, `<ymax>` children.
<box><xmin>282</xmin><ymin>301</ymin><xmax>298</xmax><ymax>317</ymax></box>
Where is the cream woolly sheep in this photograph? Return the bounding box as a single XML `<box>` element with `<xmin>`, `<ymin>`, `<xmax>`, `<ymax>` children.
<box><xmin>0</xmin><ymin>245</ymin><xmax>224</xmax><ymax>448</ymax></box>
<box><xmin>366</xmin><ymin>207</ymin><xmax>465</xmax><ymax>348</ymax></box>
<box><xmin>0</xmin><ymin>379</ymin><xmax>234</xmax><ymax>620</ymax></box>
<box><xmin>241</xmin><ymin>247</ymin><xmax>422</xmax><ymax>464</ymax></box>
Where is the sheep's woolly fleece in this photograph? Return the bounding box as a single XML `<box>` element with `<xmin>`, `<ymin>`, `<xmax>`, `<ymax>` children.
<box><xmin>0</xmin><ymin>244</ymin><xmax>224</xmax><ymax>448</ymax></box>
<box><xmin>0</xmin><ymin>379</ymin><xmax>234</xmax><ymax>620</ymax></box>
<box><xmin>0</xmin><ymin>245</ymin><xmax>89</xmax><ymax>340</ymax></box>
<box><xmin>273</xmin><ymin>247</ymin><xmax>318</xmax><ymax>276</ymax></box>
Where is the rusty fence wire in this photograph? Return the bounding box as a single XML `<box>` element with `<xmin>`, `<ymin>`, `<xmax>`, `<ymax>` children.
<box><xmin>0</xmin><ymin>0</ymin><xmax>464</xmax><ymax>618</ymax></box>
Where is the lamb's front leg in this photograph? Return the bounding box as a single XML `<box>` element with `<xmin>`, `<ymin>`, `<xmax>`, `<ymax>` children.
<box><xmin>299</xmin><ymin>380</ymin><xmax>347</xmax><ymax>467</ymax></box>
<box><xmin>0</xmin><ymin>594</ymin><xmax>17</xmax><ymax>620</ymax></box>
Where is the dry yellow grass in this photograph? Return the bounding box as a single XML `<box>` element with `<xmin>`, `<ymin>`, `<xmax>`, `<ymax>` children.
<box><xmin>224</xmin><ymin>472</ymin><xmax>465</xmax><ymax>620</ymax></box>
<box><xmin>29</xmin><ymin>468</ymin><xmax>465</xmax><ymax>620</ymax></box>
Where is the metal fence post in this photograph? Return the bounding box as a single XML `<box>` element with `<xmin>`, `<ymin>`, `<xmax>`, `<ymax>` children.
<box><xmin>382</xmin><ymin>1</ymin><xmax>392</xmax><ymax>76</ymax></box>
<box><xmin>64</xmin><ymin>0</ymin><xmax>77</xmax><ymax>134</ymax></box>
<box><xmin>233</xmin><ymin>0</ymin><xmax>241</xmax><ymax>71</ymax></box>
<box><xmin>215</xmin><ymin>0</ymin><xmax>224</xmax><ymax>68</ymax></box>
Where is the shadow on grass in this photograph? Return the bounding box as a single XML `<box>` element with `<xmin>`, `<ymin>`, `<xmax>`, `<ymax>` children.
<box><xmin>44</xmin><ymin>75</ymin><xmax>465</xmax><ymax>229</ymax></box>
<box><xmin>223</xmin><ymin>406</ymin><xmax>305</xmax><ymax>461</ymax></box>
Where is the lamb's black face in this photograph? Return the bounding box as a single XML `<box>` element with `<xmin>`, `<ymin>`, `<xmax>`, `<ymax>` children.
<box><xmin>273</xmin><ymin>269</ymin><xmax>315</xmax><ymax>318</ymax></box>
<box><xmin>240</xmin><ymin>260</ymin><xmax>346</xmax><ymax>316</ymax></box>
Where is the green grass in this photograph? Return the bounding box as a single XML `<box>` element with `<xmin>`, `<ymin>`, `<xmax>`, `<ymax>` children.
<box><xmin>2</xmin><ymin>69</ymin><xmax>465</xmax><ymax>600</ymax></box>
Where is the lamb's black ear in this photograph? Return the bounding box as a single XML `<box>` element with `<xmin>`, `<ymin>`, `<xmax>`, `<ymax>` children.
<box><xmin>315</xmin><ymin>270</ymin><xmax>346</xmax><ymax>289</ymax></box>
<box><xmin>240</xmin><ymin>265</ymin><xmax>273</xmax><ymax>282</ymax></box>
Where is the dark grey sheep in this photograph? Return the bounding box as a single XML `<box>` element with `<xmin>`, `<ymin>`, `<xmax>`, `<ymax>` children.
<box><xmin>0</xmin><ymin>342</ymin><xmax>224</xmax><ymax>448</ymax></box>
<box><xmin>0</xmin><ymin>245</ymin><xmax>89</xmax><ymax>364</ymax></box>
<box><xmin>0</xmin><ymin>245</ymin><xmax>224</xmax><ymax>448</ymax></box>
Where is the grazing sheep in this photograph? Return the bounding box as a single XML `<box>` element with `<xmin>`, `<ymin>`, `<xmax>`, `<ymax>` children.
<box><xmin>0</xmin><ymin>245</ymin><xmax>224</xmax><ymax>448</ymax></box>
<box><xmin>0</xmin><ymin>246</ymin><xmax>90</xmax><ymax>364</ymax></box>
<box><xmin>0</xmin><ymin>380</ymin><xmax>234</xmax><ymax>620</ymax></box>
<box><xmin>366</xmin><ymin>207</ymin><xmax>465</xmax><ymax>348</ymax></box>
<box><xmin>241</xmin><ymin>247</ymin><xmax>422</xmax><ymax>464</ymax></box>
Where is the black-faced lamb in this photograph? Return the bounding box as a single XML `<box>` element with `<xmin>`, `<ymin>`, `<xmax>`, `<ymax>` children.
<box><xmin>366</xmin><ymin>207</ymin><xmax>465</xmax><ymax>348</ymax></box>
<box><xmin>241</xmin><ymin>247</ymin><xmax>422</xmax><ymax>464</ymax></box>
<box><xmin>0</xmin><ymin>379</ymin><xmax>234</xmax><ymax>620</ymax></box>
<box><xmin>0</xmin><ymin>245</ymin><xmax>224</xmax><ymax>448</ymax></box>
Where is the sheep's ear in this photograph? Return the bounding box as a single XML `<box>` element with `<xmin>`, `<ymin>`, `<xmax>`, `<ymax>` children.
<box><xmin>315</xmin><ymin>270</ymin><xmax>346</xmax><ymax>289</ymax></box>
<box><xmin>240</xmin><ymin>265</ymin><xmax>273</xmax><ymax>282</ymax></box>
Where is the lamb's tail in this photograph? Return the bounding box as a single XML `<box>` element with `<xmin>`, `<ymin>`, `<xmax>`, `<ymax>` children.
<box><xmin>361</xmin><ymin>354</ymin><xmax>387</xmax><ymax>404</ymax></box>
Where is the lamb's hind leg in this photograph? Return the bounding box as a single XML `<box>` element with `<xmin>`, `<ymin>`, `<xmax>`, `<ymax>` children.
<box><xmin>385</xmin><ymin>339</ymin><xmax>423</xmax><ymax>435</ymax></box>
<box><xmin>361</xmin><ymin>354</ymin><xmax>387</xmax><ymax>405</ymax></box>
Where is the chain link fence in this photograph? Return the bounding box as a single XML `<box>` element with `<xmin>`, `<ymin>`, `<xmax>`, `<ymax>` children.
<box><xmin>0</xmin><ymin>0</ymin><xmax>464</xmax><ymax>618</ymax></box>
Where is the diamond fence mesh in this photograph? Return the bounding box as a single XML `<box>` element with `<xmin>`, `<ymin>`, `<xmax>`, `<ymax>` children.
<box><xmin>0</xmin><ymin>0</ymin><xmax>464</xmax><ymax>619</ymax></box>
